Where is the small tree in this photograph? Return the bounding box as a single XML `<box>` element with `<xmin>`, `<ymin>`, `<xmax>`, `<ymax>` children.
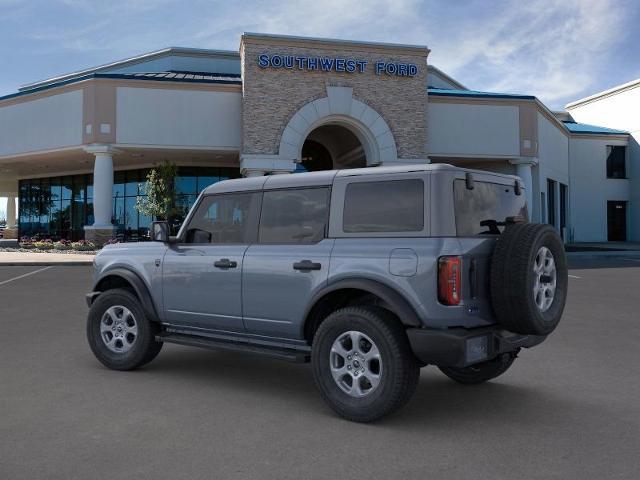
<box><xmin>135</xmin><ymin>160</ymin><xmax>178</xmax><ymax>221</ymax></box>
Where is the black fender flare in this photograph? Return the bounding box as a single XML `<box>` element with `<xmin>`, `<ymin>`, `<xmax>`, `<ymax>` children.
<box><xmin>304</xmin><ymin>278</ymin><xmax>423</xmax><ymax>330</ymax></box>
<box><xmin>90</xmin><ymin>268</ymin><xmax>159</xmax><ymax>321</ymax></box>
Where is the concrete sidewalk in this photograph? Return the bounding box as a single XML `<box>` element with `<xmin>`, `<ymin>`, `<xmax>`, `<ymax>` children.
<box><xmin>0</xmin><ymin>251</ymin><xmax>95</xmax><ymax>266</ymax></box>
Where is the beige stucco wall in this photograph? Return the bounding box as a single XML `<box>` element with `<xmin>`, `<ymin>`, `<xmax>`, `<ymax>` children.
<box><xmin>240</xmin><ymin>35</ymin><xmax>429</xmax><ymax>160</ymax></box>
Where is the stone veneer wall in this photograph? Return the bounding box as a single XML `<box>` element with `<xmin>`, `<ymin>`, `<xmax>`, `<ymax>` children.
<box><xmin>241</xmin><ymin>36</ymin><xmax>429</xmax><ymax>160</ymax></box>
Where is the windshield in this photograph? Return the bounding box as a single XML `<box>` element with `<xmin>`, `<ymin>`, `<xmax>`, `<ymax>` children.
<box><xmin>454</xmin><ymin>179</ymin><xmax>528</xmax><ymax>236</ymax></box>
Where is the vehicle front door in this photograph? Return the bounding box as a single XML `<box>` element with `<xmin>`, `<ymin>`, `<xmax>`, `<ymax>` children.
<box><xmin>162</xmin><ymin>191</ymin><xmax>261</xmax><ymax>332</ymax></box>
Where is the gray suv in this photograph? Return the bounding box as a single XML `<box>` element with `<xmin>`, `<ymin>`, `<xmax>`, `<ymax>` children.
<box><xmin>86</xmin><ymin>164</ymin><xmax>567</xmax><ymax>422</ymax></box>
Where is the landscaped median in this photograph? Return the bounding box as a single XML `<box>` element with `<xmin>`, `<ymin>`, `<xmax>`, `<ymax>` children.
<box><xmin>0</xmin><ymin>237</ymin><xmax>105</xmax><ymax>265</ymax></box>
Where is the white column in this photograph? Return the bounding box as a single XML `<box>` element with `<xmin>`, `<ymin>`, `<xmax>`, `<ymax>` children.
<box><xmin>510</xmin><ymin>157</ymin><xmax>538</xmax><ymax>221</ymax></box>
<box><xmin>84</xmin><ymin>145</ymin><xmax>118</xmax><ymax>228</ymax></box>
<box><xmin>243</xmin><ymin>169</ymin><xmax>266</xmax><ymax>178</ymax></box>
<box><xmin>6</xmin><ymin>195</ymin><xmax>16</xmax><ymax>229</ymax></box>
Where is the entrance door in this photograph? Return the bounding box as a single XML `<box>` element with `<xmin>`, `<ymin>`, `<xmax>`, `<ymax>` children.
<box><xmin>607</xmin><ymin>201</ymin><xmax>627</xmax><ymax>241</ymax></box>
<box><xmin>162</xmin><ymin>191</ymin><xmax>261</xmax><ymax>332</ymax></box>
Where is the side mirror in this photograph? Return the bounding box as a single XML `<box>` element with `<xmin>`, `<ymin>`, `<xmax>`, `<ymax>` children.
<box><xmin>151</xmin><ymin>221</ymin><xmax>170</xmax><ymax>242</ymax></box>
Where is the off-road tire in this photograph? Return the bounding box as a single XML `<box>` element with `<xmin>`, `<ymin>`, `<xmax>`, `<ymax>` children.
<box><xmin>311</xmin><ymin>306</ymin><xmax>420</xmax><ymax>423</ymax></box>
<box><xmin>87</xmin><ymin>288</ymin><xmax>162</xmax><ymax>371</ymax></box>
<box><xmin>439</xmin><ymin>351</ymin><xmax>518</xmax><ymax>385</ymax></box>
<box><xmin>490</xmin><ymin>223</ymin><xmax>568</xmax><ymax>335</ymax></box>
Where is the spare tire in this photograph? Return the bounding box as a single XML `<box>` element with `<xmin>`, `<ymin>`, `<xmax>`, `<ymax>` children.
<box><xmin>490</xmin><ymin>223</ymin><xmax>568</xmax><ymax>335</ymax></box>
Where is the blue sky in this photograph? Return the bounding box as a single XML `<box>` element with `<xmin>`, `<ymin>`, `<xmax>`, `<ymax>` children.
<box><xmin>1</xmin><ymin>0</ymin><xmax>638</xmax><ymax>218</ymax></box>
<box><xmin>1</xmin><ymin>0</ymin><xmax>639</xmax><ymax>108</ymax></box>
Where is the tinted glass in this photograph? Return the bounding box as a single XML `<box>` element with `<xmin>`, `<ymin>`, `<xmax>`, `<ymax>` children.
<box><xmin>454</xmin><ymin>180</ymin><xmax>528</xmax><ymax>236</ymax></box>
<box><xmin>185</xmin><ymin>193</ymin><xmax>259</xmax><ymax>244</ymax></box>
<box><xmin>606</xmin><ymin>146</ymin><xmax>626</xmax><ymax>179</ymax></box>
<box><xmin>259</xmin><ymin>188</ymin><xmax>330</xmax><ymax>244</ymax></box>
<box><xmin>343</xmin><ymin>180</ymin><xmax>424</xmax><ymax>233</ymax></box>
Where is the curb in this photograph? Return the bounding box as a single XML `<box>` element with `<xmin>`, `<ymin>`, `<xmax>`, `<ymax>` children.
<box><xmin>566</xmin><ymin>250</ymin><xmax>640</xmax><ymax>258</ymax></box>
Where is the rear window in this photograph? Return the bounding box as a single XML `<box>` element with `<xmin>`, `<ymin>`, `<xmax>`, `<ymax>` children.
<box><xmin>454</xmin><ymin>179</ymin><xmax>528</xmax><ymax>236</ymax></box>
<box><xmin>343</xmin><ymin>179</ymin><xmax>424</xmax><ymax>233</ymax></box>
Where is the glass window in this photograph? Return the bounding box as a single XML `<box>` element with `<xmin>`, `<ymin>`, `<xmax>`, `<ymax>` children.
<box><xmin>176</xmin><ymin>168</ymin><xmax>198</xmax><ymax>195</ymax></box>
<box><xmin>184</xmin><ymin>192</ymin><xmax>260</xmax><ymax>244</ymax></box>
<box><xmin>343</xmin><ymin>180</ymin><xmax>424</xmax><ymax>233</ymax></box>
<box><xmin>125</xmin><ymin>170</ymin><xmax>139</xmax><ymax>197</ymax></box>
<box><xmin>454</xmin><ymin>180</ymin><xmax>528</xmax><ymax>236</ymax></box>
<box><xmin>259</xmin><ymin>188</ymin><xmax>330</xmax><ymax>244</ymax></box>
<box><xmin>547</xmin><ymin>179</ymin><xmax>556</xmax><ymax>227</ymax></box>
<box><xmin>124</xmin><ymin>197</ymin><xmax>139</xmax><ymax>240</ymax></box>
<box><xmin>61</xmin><ymin>177</ymin><xmax>73</xmax><ymax>200</ymax></box>
<box><xmin>113</xmin><ymin>171</ymin><xmax>125</xmax><ymax>199</ymax></box>
<box><xmin>606</xmin><ymin>146</ymin><xmax>626</xmax><ymax>179</ymax></box>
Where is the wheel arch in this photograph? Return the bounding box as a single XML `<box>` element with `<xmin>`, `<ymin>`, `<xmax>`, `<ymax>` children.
<box><xmin>302</xmin><ymin>278</ymin><xmax>422</xmax><ymax>344</ymax></box>
<box><xmin>91</xmin><ymin>268</ymin><xmax>159</xmax><ymax>321</ymax></box>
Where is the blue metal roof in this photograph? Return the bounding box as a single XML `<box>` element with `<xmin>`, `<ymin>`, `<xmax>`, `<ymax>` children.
<box><xmin>428</xmin><ymin>87</ymin><xmax>536</xmax><ymax>100</ymax></box>
<box><xmin>0</xmin><ymin>71</ymin><xmax>242</xmax><ymax>102</ymax></box>
<box><xmin>562</xmin><ymin>121</ymin><xmax>628</xmax><ymax>135</ymax></box>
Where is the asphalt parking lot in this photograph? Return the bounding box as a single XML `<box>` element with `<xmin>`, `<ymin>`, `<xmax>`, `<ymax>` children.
<box><xmin>1</xmin><ymin>258</ymin><xmax>640</xmax><ymax>480</ymax></box>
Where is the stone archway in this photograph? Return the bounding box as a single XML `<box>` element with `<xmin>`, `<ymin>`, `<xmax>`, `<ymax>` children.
<box><xmin>278</xmin><ymin>86</ymin><xmax>398</xmax><ymax>169</ymax></box>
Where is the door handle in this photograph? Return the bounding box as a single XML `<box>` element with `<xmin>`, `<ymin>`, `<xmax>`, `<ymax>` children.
<box><xmin>293</xmin><ymin>260</ymin><xmax>321</xmax><ymax>271</ymax></box>
<box><xmin>214</xmin><ymin>258</ymin><xmax>237</xmax><ymax>269</ymax></box>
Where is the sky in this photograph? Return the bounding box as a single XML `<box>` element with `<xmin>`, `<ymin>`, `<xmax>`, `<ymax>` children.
<box><xmin>1</xmin><ymin>0</ymin><xmax>639</xmax><ymax>217</ymax></box>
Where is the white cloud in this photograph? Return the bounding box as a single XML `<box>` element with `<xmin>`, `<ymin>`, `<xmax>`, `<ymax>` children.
<box><xmin>424</xmin><ymin>0</ymin><xmax>631</xmax><ymax>107</ymax></box>
<box><xmin>5</xmin><ymin>0</ymin><xmax>635</xmax><ymax>109</ymax></box>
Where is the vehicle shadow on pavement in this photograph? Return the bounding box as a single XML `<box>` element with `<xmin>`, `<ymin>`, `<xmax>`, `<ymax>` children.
<box><xmin>130</xmin><ymin>345</ymin><xmax>596</xmax><ymax>429</ymax></box>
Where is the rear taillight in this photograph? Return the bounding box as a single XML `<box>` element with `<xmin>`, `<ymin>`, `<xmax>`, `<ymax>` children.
<box><xmin>438</xmin><ymin>256</ymin><xmax>462</xmax><ymax>306</ymax></box>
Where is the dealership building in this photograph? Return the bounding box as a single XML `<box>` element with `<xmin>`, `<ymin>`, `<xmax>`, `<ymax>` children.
<box><xmin>0</xmin><ymin>33</ymin><xmax>636</xmax><ymax>244</ymax></box>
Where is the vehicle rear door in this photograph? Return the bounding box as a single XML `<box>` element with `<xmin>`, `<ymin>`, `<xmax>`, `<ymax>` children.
<box><xmin>242</xmin><ymin>186</ymin><xmax>333</xmax><ymax>340</ymax></box>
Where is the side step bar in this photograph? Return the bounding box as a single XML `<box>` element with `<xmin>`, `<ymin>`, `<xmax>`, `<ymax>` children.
<box><xmin>156</xmin><ymin>332</ymin><xmax>311</xmax><ymax>363</ymax></box>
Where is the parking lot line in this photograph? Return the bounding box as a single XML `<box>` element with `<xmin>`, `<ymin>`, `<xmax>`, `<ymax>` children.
<box><xmin>568</xmin><ymin>274</ymin><xmax>581</xmax><ymax>278</ymax></box>
<box><xmin>0</xmin><ymin>266</ymin><xmax>52</xmax><ymax>286</ymax></box>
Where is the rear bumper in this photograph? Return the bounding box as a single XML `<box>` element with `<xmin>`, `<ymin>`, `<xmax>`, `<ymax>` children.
<box><xmin>406</xmin><ymin>325</ymin><xmax>546</xmax><ymax>368</ymax></box>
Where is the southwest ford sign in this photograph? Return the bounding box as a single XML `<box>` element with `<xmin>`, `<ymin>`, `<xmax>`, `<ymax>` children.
<box><xmin>257</xmin><ymin>54</ymin><xmax>418</xmax><ymax>77</ymax></box>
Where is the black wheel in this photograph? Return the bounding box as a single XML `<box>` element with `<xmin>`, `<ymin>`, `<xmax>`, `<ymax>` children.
<box><xmin>439</xmin><ymin>351</ymin><xmax>518</xmax><ymax>385</ymax></box>
<box><xmin>491</xmin><ymin>223</ymin><xmax>568</xmax><ymax>335</ymax></box>
<box><xmin>311</xmin><ymin>306</ymin><xmax>420</xmax><ymax>423</ymax></box>
<box><xmin>87</xmin><ymin>288</ymin><xmax>162</xmax><ymax>371</ymax></box>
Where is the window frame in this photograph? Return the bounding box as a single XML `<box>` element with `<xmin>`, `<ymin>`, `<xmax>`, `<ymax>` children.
<box><xmin>177</xmin><ymin>191</ymin><xmax>262</xmax><ymax>245</ymax></box>
<box><xmin>257</xmin><ymin>186</ymin><xmax>331</xmax><ymax>245</ymax></box>
<box><xmin>330</xmin><ymin>174</ymin><xmax>430</xmax><ymax>238</ymax></box>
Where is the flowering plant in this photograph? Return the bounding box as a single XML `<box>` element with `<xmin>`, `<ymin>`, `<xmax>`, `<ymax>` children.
<box><xmin>71</xmin><ymin>240</ymin><xmax>97</xmax><ymax>251</ymax></box>
<box><xmin>33</xmin><ymin>239</ymin><xmax>54</xmax><ymax>250</ymax></box>
<box><xmin>53</xmin><ymin>239</ymin><xmax>73</xmax><ymax>250</ymax></box>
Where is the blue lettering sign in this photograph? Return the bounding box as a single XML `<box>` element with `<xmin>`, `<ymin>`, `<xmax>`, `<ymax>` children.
<box><xmin>320</xmin><ymin>57</ymin><xmax>335</xmax><ymax>71</ymax></box>
<box><xmin>258</xmin><ymin>54</ymin><xmax>270</xmax><ymax>68</ymax></box>
<box><xmin>346</xmin><ymin>59</ymin><xmax>356</xmax><ymax>73</ymax></box>
<box><xmin>283</xmin><ymin>55</ymin><xmax>294</xmax><ymax>69</ymax></box>
<box><xmin>256</xmin><ymin>54</ymin><xmax>417</xmax><ymax>78</ymax></box>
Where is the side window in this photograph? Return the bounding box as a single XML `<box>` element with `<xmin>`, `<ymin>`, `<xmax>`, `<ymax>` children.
<box><xmin>259</xmin><ymin>188</ymin><xmax>330</xmax><ymax>244</ymax></box>
<box><xmin>184</xmin><ymin>192</ymin><xmax>260</xmax><ymax>244</ymax></box>
<box><xmin>343</xmin><ymin>179</ymin><xmax>424</xmax><ymax>233</ymax></box>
